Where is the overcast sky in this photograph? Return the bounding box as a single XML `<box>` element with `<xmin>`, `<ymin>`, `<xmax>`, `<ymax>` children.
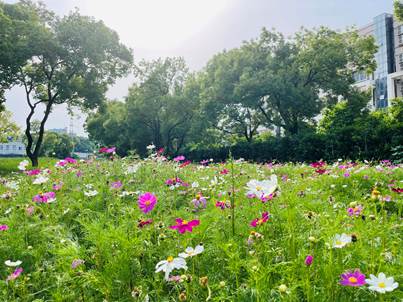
<box><xmin>4</xmin><ymin>0</ymin><xmax>393</xmax><ymax>136</ymax></box>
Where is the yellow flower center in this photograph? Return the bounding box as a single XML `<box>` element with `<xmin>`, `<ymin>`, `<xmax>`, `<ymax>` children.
<box><xmin>256</xmin><ymin>186</ymin><xmax>262</xmax><ymax>191</ymax></box>
<box><xmin>348</xmin><ymin>277</ymin><xmax>357</xmax><ymax>283</ymax></box>
<box><xmin>257</xmin><ymin>219</ymin><xmax>264</xmax><ymax>225</ymax></box>
<box><xmin>167</xmin><ymin>256</ymin><xmax>174</xmax><ymax>262</ymax></box>
<box><xmin>378</xmin><ymin>282</ymin><xmax>385</xmax><ymax>288</ymax></box>
<box><xmin>196</xmin><ymin>194</ymin><xmax>201</xmax><ymax>200</ymax></box>
<box><xmin>336</xmin><ymin>240</ymin><xmax>342</xmax><ymax>246</ymax></box>
<box><xmin>145</xmin><ymin>200</ymin><xmax>151</xmax><ymax>206</ymax></box>
<box><xmin>182</xmin><ymin>220</ymin><xmax>188</xmax><ymax>225</ymax></box>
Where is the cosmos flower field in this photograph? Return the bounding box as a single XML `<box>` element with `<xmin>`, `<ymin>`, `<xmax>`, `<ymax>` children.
<box><xmin>0</xmin><ymin>150</ymin><xmax>402</xmax><ymax>301</ymax></box>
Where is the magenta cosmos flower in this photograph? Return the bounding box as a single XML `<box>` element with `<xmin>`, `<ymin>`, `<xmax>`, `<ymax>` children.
<box><xmin>304</xmin><ymin>255</ymin><xmax>313</xmax><ymax>266</ymax></box>
<box><xmin>250</xmin><ymin>212</ymin><xmax>270</xmax><ymax>227</ymax></box>
<box><xmin>138</xmin><ymin>192</ymin><xmax>157</xmax><ymax>213</ymax></box>
<box><xmin>111</xmin><ymin>181</ymin><xmax>123</xmax><ymax>189</ymax></box>
<box><xmin>347</xmin><ymin>205</ymin><xmax>363</xmax><ymax>217</ymax></box>
<box><xmin>32</xmin><ymin>192</ymin><xmax>56</xmax><ymax>203</ymax></box>
<box><xmin>170</xmin><ymin>218</ymin><xmax>200</xmax><ymax>234</ymax></box>
<box><xmin>26</xmin><ymin>169</ymin><xmax>41</xmax><ymax>176</ymax></box>
<box><xmin>99</xmin><ymin>146</ymin><xmax>116</xmax><ymax>154</ymax></box>
<box><xmin>340</xmin><ymin>269</ymin><xmax>366</xmax><ymax>287</ymax></box>
<box><xmin>0</xmin><ymin>224</ymin><xmax>9</xmax><ymax>231</ymax></box>
<box><xmin>173</xmin><ymin>155</ymin><xmax>185</xmax><ymax>162</ymax></box>
<box><xmin>6</xmin><ymin>267</ymin><xmax>23</xmax><ymax>282</ymax></box>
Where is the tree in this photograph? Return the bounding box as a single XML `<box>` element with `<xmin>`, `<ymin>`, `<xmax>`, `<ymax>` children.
<box><xmin>125</xmin><ymin>57</ymin><xmax>197</xmax><ymax>154</ymax></box>
<box><xmin>40</xmin><ymin>131</ymin><xmax>73</xmax><ymax>158</ymax></box>
<box><xmin>202</xmin><ymin>27</ymin><xmax>377</xmax><ymax>137</ymax></box>
<box><xmin>0</xmin><ymin>110</ymin><xmax>20</xmax><ymax>142</ymax></box>
<box><xmin>86</xmin><ymin>100</ymin><xmax>130</xmax><ymax>154</ymax></box>
<box><xmin>0</xmin><ymin>1</ymin><xmax>133</xmax><ymax>166</ymax></box>
<box><xmin>395</xmin><ymin>0</ymin><xmax>403</xmax><ymax>22</ymax></box>
<box><xmin>73</xmin><ymin>136</ymin><xmax>95</xmax><ymax>153</ymax></box>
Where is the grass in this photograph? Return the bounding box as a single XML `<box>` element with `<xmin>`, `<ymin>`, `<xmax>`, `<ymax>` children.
<box><xmin>0</xmin><ymin>155</ymin><xmax>401</xmax><ymax>301</ymax></box>
<box><xmin>0</xmin><ymin>158</ymin><xmax>55</xmax><ymax>176</ymax></box>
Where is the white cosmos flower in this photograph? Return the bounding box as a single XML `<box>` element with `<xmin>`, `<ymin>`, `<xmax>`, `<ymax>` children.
<box><xmin>246</xmin><ymin>175</ymin><xmax>278</xmax><ymax>198</ymax></box>
<box><xmin>5</xmin><ymin>260</ymin><xmax>22</xmax><ymax>267</ymax></box>
<box><xmin>191</xmin><ymin>182</ymin><xmax>199</xmax><ymax>188</ymax></box>
<box><xmin>155</xmin><ymin>256</ymin><xmax>187</xmax><ymax>281</ymax></box>
<box><xmin>33</xmin><ymin>175</ymin><xmax>49</xmax><ymax>185</ymax></box>
<box><xmin>126</xmin><ymin>163</ymin><xmax>140</xmax><ymax>174</ymax></box>
<box><xmin>84</xmin><ymin>190</ymin><xmax>98</xmax><ymax>197</ymax></box>
<box><xmin>18</xmin><ymin>160</ymin><xmax>29</xmax><ymax>171</ymax></box>
<box><xmin>332</xmin><ymin>233</ymin><xmax>352</xmax><ymax>248</ymax></box>
<box><xmin>178</xmin><ymin>245</ymin><xmax>204</xmax><ymax>258</ymax></box>
<box><xmin>5</xmin><ymin>181</ymin><xmax>19</xmax><ymax>190</ymax></box>
<box><xmin>365</xmin><ymin>273</ymin><xmax>398</xmax><ymax>293</ymax></box>
<box><xmin>146</xmin><ymin>144</ymin><xmax>156</xmax><ymax>150</ymax></box>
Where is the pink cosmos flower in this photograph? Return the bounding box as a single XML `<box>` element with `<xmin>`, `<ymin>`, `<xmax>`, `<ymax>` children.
<box><xmin>55</xmin><ymin>160</ymin><xmax>68</xmax><ymax>167</ymax></box>
<box><xmin>0</xmin><ymin>224</ymin><xmax>9</xmax><ymax>231</ymax></box>
<box><xmin>71</xmin><ymin>259</ymin><xmax>85</xmax><ymax>269</ymax></box>
<box><xmin>64</xmin><ymin>157</ymin><xmax>77</xmax><ymax>164</ymax></box>
<box><xmin>347</xmin><ymin>205</ymin><xmax>363</xmax><ymax>217</ymax></box>
<box><xmin>32</xmin><ymin>192</ymin><xmax>56</xmax><ymax>203</ymax></box>
<box><xmin>304</xmin><ymin>255</ymin><xmax>313</xmax><ymax>266</ymax></box>
<box><xmin>215</xmin><ymin>200</ymin><xmax>230</xmax><ymax>210</ymax></box>
<box><xmin>192</xmin><ymin>193</ymin><xmax>207</xmax><ymax>209</ymax></box>
<box><xmin>220</xmin><ymin>169</ymin><xmax>229</xmax><ymax>175</ymax></box>
<box><xmin>138</xmin><ymin>219</ymin><xmax>153</xmax><ymax>228</ymax></box>
<box><xmin>52</xmin><ymin>182</ymin><xmax>63</xmax><ymax>191</ymax></box>
<box><xmin>26</xmin><ymin>206</ymin><xmax>35</xmax><ymax>216</ymax></box>
<box><xmin>138</xmin><ymin>192</ymin><xmax>157</xmax><ymax>213</ymax></box>
<box><xmin>200</xmin><ymin>159</ymin><xmax>210</xmax><ymax>165</ymax></box>
<box><xmin>111</xmin><ymin>181</ymin><xmax>123</xmax><ymax>189</ymax></box>
<box><xmin>343</xmin><ymin>173</ymin><xmax>350</xmax><ymax>178</ymax></box>
<box><xmin>315</xmin><ymin>169</ymin><xmax>327</xmax><ymax>175</ymax></box>
<box><xmin>310</xmin><ymin>161</ymin><xmax>326</xmax><ymax>168</ymax></box>
<box><xmin>99</xmin><ymin>147</ymin><xmax>116</xmax><ymax>154</ymax></box>
<box><xmin>339</xmin><ymin>269</ymin><xmax>366</xmax><ymax>287</ymax></box>
<box><xmin>170</xmin><ymin>218</ymin><xmax>200</xmax><ymax>234</ymax></box>
<box><xmin>26</xmin><ymin>169</ymin><xmax>41</xmax><ymax>176</ymax></box>
<box><xmin>6</xmin><ymin>267</ymin><xmax>23</xmax><ymax>282</ymax></box>
<box><xmin>179</xmin><ymin>160</ymin><xmax>191</xmax><ymax>168</ymax></box>
<box><xmin>173</xmin><ymin>155</ymin><xmax>185</xmax><ymax>162</ymax></box>
<box><xmin>250</xmin><ymin>212</ymin><xmax>270</xmax><ymax>227</ymax></box>
<box><xmin>392</xmin><ymin>188</ymin><xmax>403</xmax><ymax>193</ymax></box>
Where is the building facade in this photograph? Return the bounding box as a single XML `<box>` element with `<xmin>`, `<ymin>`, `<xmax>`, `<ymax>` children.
<box><xmin>354</xmin><ymin>13</ymin><xmax>403</xmax><ymax>109</ymax></box>
<box><xmin>0</xmin><ymin>142</ymin><xmax>25</xmax><ymax>156</ymax></box>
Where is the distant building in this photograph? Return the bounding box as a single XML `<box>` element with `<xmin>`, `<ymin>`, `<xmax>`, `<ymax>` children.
<box><xmin>48</xmin><ymin>128</ymin><xmax>68</xmax><ymax>134</ymax></box>
<box><xmin>0</xmin><ymin>142</ymin><xmax>25</xmax><ymax>156</ymax></box>
<box><xmin>73</xmin><ymin>152</ymin><xmax>92</xmax><ymax>159</ymax></box>
<box><xmin>354</xmin><ymin>13</ymin><xmax>403</xmax><ymax>109</ymax></box>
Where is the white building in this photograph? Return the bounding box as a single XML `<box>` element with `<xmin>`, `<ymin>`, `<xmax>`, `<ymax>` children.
<box><xmin>0</xmin><ymin>142</ymin><xmax>26</xmax><ymax>156</ymax></box>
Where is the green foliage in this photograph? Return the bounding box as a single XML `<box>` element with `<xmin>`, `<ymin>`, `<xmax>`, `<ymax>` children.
<box><xmin>0</xmin><ymin>157</ymin><xmax>401</xmax><ymax>300</ymax></box>
<box><xmin>0</xmin><ymin>0</ymin><xmax>133</xmax><ymax>166</ymax></box>
<box><xmin>394</xmin><ymin>0</ymin><xmax>403</xmax><ymax>22</ymax></box>
<box><xmin>87</xmin><ymin>58</ymin><xmax>200</xmax><ymax>156</ymax></box>
<box><xmin>200</xmin><ymin>27</ymin><xmax>377</xmax><ymax>138</ymax></box>
<box><xmin>39</xmin><ymin>132</ymin><xmax>74</xmax><ymax>158</ymax></box>
<box><xmin>0</xmin><ymin>110</ymin><xmax>20</xmax><ymax>142</ymax></box>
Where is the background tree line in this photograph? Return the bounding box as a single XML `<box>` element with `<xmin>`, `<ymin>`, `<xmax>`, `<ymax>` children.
<box><xmin>86</xmin><ymin>27</ymin><xmax>402</xmax><ymax>161</ymax></box>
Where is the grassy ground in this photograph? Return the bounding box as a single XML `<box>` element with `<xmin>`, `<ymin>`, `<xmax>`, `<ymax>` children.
<box><xmin>0</xmin><ymin>155</ymin><xmax>401</xmax><ymax>301</ymax></box>
<box><xmin>0</xmin><ymin>158</ymin><xmax>55</xmax><ymax>176</ymax></box>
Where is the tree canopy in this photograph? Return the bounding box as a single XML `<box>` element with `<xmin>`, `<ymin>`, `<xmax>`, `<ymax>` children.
<box><xmin>0</xmin><ymin>0</ymin><xmax>133</xmax><ymax>165</ymax></box>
